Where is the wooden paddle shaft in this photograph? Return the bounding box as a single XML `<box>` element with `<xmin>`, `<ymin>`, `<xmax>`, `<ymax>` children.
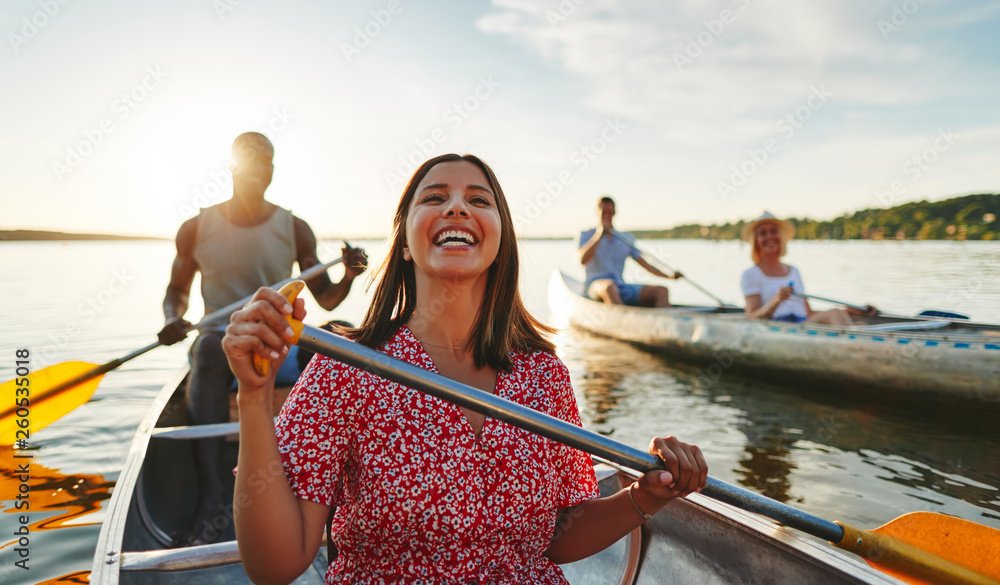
<box><xmin>295</xmin><ymin>324</ymin><xmax>847</xmax><ymax>544</ymax></box>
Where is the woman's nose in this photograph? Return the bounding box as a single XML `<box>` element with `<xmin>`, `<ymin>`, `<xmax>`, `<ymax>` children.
<box><xmin>443</xmin><ymin>197</ymin><xmax>469</xmax><ymax>217</ymax></box>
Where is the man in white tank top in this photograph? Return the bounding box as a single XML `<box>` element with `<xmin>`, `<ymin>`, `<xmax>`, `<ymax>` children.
<box><xmin>155</xmin><ymin>132</ymin><xmax>368</xmax><ymax>547</ymax></box>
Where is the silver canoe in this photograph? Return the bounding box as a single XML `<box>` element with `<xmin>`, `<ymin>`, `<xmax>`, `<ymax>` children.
<box><xmin>92</xmin><ymin>366</ymin><xmax>899</xmax><ymax>584</ymax></box>
<box><xmin>549</xmin><ymin>270</ymin><xmax>1000</xmax><ymax>402</ymax></box>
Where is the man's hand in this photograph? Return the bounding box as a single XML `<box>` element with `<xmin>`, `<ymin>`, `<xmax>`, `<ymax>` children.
<box><xmin>157</xmin><ymin>317</ymin><xmax>192</xmax><ymax>345</ymax></box>
<box><xmin>343</xmin><ymin>244</ymin><xmax>368</xmax><ymax>279</ymax></box>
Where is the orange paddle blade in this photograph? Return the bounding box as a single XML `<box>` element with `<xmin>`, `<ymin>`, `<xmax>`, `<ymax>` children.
<box><xmin>836</xmin><ymin>512</ymin><xmax>1000</xmax><ymax>585</ymax></box>
<box><xmin>0</xmin><ymin>361</ymin><xmax>104</xmax><ymax>444</ymax></box>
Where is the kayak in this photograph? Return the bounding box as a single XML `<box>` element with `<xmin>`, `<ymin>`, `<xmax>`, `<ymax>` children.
<box><xmin>549</xmin><ymin>270</ymin><xmax>1000</xmax><ymax>402</ymax></box>
<box><xmin>91</xmin><ymin>366</ymin><xmax>899</xmax><ymax>584</ymax></box>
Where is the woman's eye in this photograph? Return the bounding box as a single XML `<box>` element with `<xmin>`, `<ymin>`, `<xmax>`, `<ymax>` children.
<box><xmin>470</xmin><ymin>196</ymin><xmax>491</xmax><ymax>206</ymax></box>
<box><xmin>423</xmin><ymin>193</ymin><xmax>445</xmax><ymax>203</ymax></box>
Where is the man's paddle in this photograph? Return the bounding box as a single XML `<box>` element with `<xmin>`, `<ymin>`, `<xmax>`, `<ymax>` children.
<box><xmin>270</xmin><ymin>281</ymin><xmax>999</xmax><ymax>585</ymax></box>
<box><xmin>609</xmin><ymin>230</ymin><xmax>731</xmax><ymax>307</ymax></box>
<box><xmin>0</xmin><ymin>254</ymin><xmax>348</xmax><ymax>442</ymax></box>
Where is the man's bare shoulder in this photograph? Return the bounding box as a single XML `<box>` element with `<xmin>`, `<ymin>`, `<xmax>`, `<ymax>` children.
<box><xmin>175</xmin><ymin>216</ymin><xmax>200</xmax><ymax>255</ymax></box>
<box><xmin>292</xmin><ymin>215</ymin><xmax>315</xmax><ymax>235</ymax></box>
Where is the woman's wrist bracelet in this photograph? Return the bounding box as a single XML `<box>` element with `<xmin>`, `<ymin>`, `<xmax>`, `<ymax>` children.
<box><xmin>627</xmin><ymin>483</ymin><xmax>654</xmax><ymax>521</ymax></box>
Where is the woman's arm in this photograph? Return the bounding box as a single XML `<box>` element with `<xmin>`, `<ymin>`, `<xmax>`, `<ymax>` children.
<box><xmin>545</xmin><ymin>436</ymin><xmax>707</xmax><ymax>564</ymax></box>
<box><xmin>744</xmin><ymin>288</ymin><xmax>791</xmax><ymax>319</ymax></box>
<box><xmin>223</xmin><ymin>287</ymin><xmax>331</xmax><ymax>585</ymax></box>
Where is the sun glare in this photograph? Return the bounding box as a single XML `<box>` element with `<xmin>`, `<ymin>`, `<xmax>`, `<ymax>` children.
<box><xmin>141</xmin><ymin>100</ymin><xmax>295</xmax><ymax>232</ymax></box>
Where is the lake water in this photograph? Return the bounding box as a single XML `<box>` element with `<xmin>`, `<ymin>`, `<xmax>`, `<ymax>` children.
<box><xmin>1</xmin><ymin>238</ymin><xmax>999</xmax><ymax>583</ymax></box>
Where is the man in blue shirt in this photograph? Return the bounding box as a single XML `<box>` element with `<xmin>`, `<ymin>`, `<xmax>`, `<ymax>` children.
<box><xmin>579</xmin><ymin>197</ymin><xmax>681</xmax><ymax>306</ymax></box>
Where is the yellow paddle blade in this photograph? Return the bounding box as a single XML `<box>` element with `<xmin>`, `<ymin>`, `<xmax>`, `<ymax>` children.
<box><xmin>836</xmin><ymin>512</ymin><xmax>1000</xmax><ymax>585</ymax></box>
<box><xmin>0</xmin><ymin>361</ymin><xmax>104</xmax><ymax>444</ymax></box>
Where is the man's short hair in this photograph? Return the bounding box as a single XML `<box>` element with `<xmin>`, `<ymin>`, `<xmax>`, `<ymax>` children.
<box><xmin>232</xmin><ymin>132</ymin><xmax>274</xmax><ymax>163</ymax></box>
<box><xmin>598</xmin><ymin>196</ymin><xmax>615</xmax><ymax>206</ymax></box>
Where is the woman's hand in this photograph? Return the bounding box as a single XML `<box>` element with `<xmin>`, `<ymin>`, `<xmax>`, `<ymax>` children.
<box><xmin>847</xmin><ymin>304</ymin><xmax>878</xmax><ymax>317</ymax></box>
<box><xmin>774</xmin><ymin>285</ymin><xmax>793</xmax><ymax>303</ymax></box>
<box><xmin>631</xmin><ymin>436</ymin><xmax>708</xmax><ymax>514</ymax></box>
<box><xmin>222</xmin><ymin>286</ymin><xmax>307</xmax><ymax>395</ymax></box>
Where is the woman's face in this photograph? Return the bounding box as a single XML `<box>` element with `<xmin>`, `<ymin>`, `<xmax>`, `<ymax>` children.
<box><xmin>754</xmin><ymin>221</ymin><xmax>783</xmax><ymax>257</ymax></box>
<box><xmin>403</xmin><ymin>160</ymin><xmax>502</xmax><ymax>283</ymax></box>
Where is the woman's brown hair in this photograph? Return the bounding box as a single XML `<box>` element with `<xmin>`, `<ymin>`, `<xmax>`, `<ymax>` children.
<box><xmin>342</xmin><ymin>154</ymin><xmax>554</xmax><ymax>371</ymax></box>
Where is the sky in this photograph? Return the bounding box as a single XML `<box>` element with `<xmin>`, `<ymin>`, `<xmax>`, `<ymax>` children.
<box><xmin>2</xmin><ymin>0</ymin><xmax>999</xmax><ymax>238</ymax></box>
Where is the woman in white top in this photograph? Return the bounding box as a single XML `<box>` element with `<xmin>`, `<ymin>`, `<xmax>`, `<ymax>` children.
<box><xmin>740</xmin><ymin>212</ymin><xmax>872</xmax><ymax>325</ymax></box>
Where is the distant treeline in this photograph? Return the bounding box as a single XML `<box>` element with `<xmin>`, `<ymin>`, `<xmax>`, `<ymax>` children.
<box><xmin>0</xmin><ymin>230</ymin><xmax>164</xmax><ymax>241</ymax></box>
<box><xmin>633</xmin><ymin>194</ymin><xmax>999</xmax><ymax>241</ymax></box>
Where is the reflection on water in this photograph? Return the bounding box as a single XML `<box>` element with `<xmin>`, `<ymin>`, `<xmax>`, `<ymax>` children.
<box><xmin>0</xmin><ymin>448</ymin><xmax>113</xmax><ymax>528</ymax></box>
<box><xmin>734</xmin><ymin>427</ymin><xmax>799</xmax><ymax>505</ymax></box>
<box><xmin>0</xmin><ymin>447</ymin><xmax>113</xmax><ymax>582</ymax></box>
<box><xmin>577</xmin><ymin>351</ymin><xmax>629</xmax><ymax>431</ymax></box>
<box><xmin>36</xmin><ymin>571</ymin><xmax>91</xmax><ymax>585</ymax></box>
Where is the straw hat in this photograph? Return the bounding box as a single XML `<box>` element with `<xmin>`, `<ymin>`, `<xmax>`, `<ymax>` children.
<box><xmin>741</xmin><ymin>212</ymin><xmax>795</xmax><ymax>263</ymax></box>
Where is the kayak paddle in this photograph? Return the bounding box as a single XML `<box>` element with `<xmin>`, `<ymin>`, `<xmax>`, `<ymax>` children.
<box><xmin>0</xmin><ymin>254</ymin><xmax>347</xmax><ymax>442</ymax></box>
<box><xmin>273</xmin><ymin>281</ymin><xmax>1000</xmax><ymax>585</ymax></box>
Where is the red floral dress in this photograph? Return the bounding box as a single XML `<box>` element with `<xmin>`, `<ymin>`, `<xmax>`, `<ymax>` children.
<box><xmin>275</xmin><ymin>325</ymin><xmax>599</xmax><ymax>584</ymax></box>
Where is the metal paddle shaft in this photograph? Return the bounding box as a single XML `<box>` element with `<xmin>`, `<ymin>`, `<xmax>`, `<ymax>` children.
<box><xmin>609</xmin><ymin>231</ymin><xmax>729</xmax><ymax>307</ymax></box>
<box><xmin>295</xmin><ymin>324</ymin><xmax>846</xmax><ymax>544</ymax></box>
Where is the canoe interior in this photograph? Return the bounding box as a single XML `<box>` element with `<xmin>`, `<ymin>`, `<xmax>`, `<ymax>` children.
<box><xmin>117</xmin><ymin>376</ymin><xmax>328</xmax><ymax>585</ymax></box>
<box><xmin>128</xmin><ymin>380</ymin><xmax>236</xmax><ymax>547</ymax></box>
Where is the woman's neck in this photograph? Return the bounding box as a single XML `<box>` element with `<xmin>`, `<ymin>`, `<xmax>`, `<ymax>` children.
<box><xmin>756</xmin><ymin>255</ymin><xmax>788</xmax><ymax>276</ymax></box>
<box><xmin>409</xmin><ymin>275</ymin><xmax>488</xmax><ymax>350</ymax></box>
